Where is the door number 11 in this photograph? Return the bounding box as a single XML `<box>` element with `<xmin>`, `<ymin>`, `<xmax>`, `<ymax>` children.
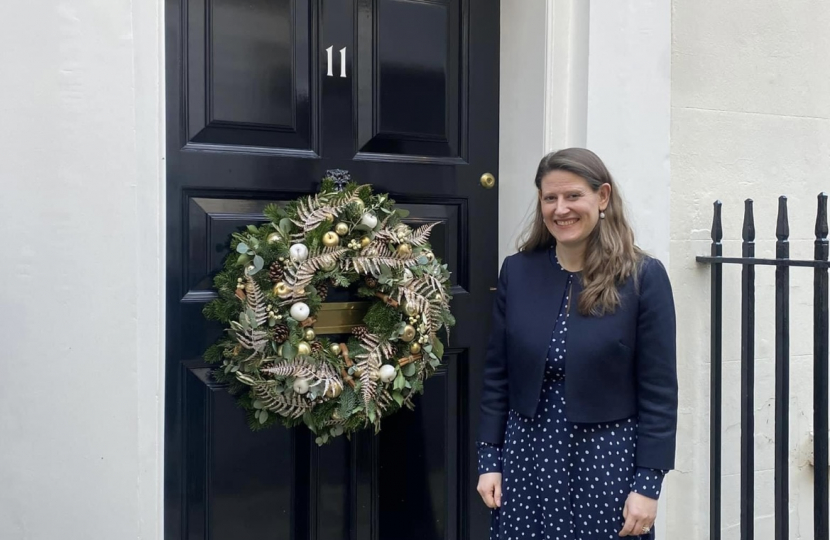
<box><xmin>326</xmin><ymin>46</ymin><xmax>347</xmax><ymax>78</ymax></box>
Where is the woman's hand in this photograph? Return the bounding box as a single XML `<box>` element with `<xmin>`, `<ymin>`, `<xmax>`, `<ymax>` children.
<box><xmin>619</xmin><ymin>492</ymin><xmax>657</xmax><ymax>536</ymax></box>
<box><xmin>477</xmin><ymin>472</ymin><xmax>503</xmax><ymax>509</ymax></box>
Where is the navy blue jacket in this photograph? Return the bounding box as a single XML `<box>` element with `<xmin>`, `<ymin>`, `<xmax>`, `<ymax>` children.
<box><xmin>478</xmin><ymin>248</ymin><xmax>678</xmax><ymax>471</ymax></box>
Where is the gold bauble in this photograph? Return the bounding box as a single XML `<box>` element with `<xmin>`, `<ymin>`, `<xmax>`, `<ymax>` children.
<box><xmin>330</xmin><ymin>343</ymin><xmax>342</xmax><ymax>355</ymax></box>
<box><xmin>353</xmin><ymin>199</ymin><xmax>365</xmax><ymax>212</ymax></box>
<box><xmin>326</xmin><ymin>384</ymin><xmax>343</xmax><ymax>398</ymax></box>
<box><xmin>368</xmin><ymin>369</ymin><xmax>380</xmax><ymax>381</ymax></box>
<box><xmin>409</xmin><ymin>342</ymin><xmax>422</xmax><ymax>355</ymax></box>
<box><xmin>321</xmin><ymin>258</ymin><xmax>338</xmax><ymax>271</ymax></box>
<box><xmin>267</xmin><ymin>231</ymin><xmax>282</xmax><ymax>244</ymax></box>
<box><xmin>325</xmin><ymin>214</ymin><xmax>334</xmax><ymax>222</ymax></box>
<box><xmin>278</xmin><ymin>344</ymin><xmax>284</xmax><ymax>357</ymax></box>
<box><xmin>403</xmin><ymin>302</ymin><xmax>418</xmax><ymax>317</ymax></box>
<box><xmin>273</xmin><ymin>282</ymin><xmax>289</xmax><ymax>296</ymax></box>
<box><xmin>323</xmin><ymin>231</ymin><xmax>340</xmax><ymax>247</ymax></box>
<box><xmin>303</xmin><ymin>328</ymin><xmax>316</xmax><ymax>341</ymax></box>
<box><xmin>332</xmin><ymin>409</ymin><xmax>342</xmax><ymax>420</ymax></box>
<box><xmin>401</xmin><ymin>325</ymin><xmax>416</xmax><ymax>342</ymax></box>
<box><xmin>335</xmin><ymin>222</ymin><xmax>349</xmax><ymax>236</ymax></box>
<box><xmin>397</xmin><ymin>243</ymin><xmax>412</xmax><ymax>257</ymax></box>
<box><xmin>424</xmin><ymin>250</ymin><xmax>435</xmax><ymax>262</ymax></box>
<box><xmin>360</xmin><ymin>236</ymin><xmax>371</xmax><ymax>248</ymax></box>
<box><xmin>297</xmin><ymin>342</ymin><xmax>312</xmax><ymax>356</ymax></box>
<box><xmin>352</xmin><ymin>366</ymin><xmax>363</xmax><ymax>378</ymax></box>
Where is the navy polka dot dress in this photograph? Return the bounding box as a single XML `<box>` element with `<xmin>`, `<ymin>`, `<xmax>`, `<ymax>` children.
<box><xmin>478</xmin><ymin>256</ymin><xmax>666</xmax><ymax>540</ymax></box>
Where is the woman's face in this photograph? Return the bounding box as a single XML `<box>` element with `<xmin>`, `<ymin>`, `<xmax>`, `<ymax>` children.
<box><xmin>538</xmin><ymin>170</ymin><xmax>610</xmax><ymax>250</ymax></box>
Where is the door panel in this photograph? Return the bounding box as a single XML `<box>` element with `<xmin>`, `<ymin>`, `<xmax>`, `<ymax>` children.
<box><xmin>185</xmin><ymin>0</ymin><xmax>317</xmax><ymax>151</ymax></box>
<box><xmin>355</xmin><ymin>0</ymin><xmax>463</xmax><ymax>161</ymax></box>
<box><xmin>165</xmin><ymin>0</ymin><xmax>499</xmax><ymax>538</ymax></box>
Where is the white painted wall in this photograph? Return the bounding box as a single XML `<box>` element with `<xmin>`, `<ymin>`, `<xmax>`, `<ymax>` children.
<box><xmin>671</xmin><ymin>1</ymin><xmax>830</xmax><ymax>538</ymax></box>
<box><xmin>0</xmin><ymin>0</ymin><xmax>165</xmax><ymax>538</ymax></box>
<box><xmin>500</xmin><ymin>1</ymin><xmax>670</xmax><ymax>262</ymax></box>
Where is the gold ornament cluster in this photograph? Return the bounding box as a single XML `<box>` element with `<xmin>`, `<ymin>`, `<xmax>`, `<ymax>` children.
<box><xmin>203</xmin><ymin>178</ymin><xmax>454</xmax><ymax>444</ymax></box>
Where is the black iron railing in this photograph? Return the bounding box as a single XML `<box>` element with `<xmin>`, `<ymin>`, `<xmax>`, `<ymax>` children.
<box><xmin>697</xmin><ymin>194</ymin><xmax>829</xmax><ymax>540</ymax></box>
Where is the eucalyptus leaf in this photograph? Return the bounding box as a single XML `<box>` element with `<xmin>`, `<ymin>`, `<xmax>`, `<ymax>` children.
<box><xmin>392</xmin><ymin>391</ymin><xmax>404</xmax><ymax>407</ymax></box>
<box><xmin>254</xmin><ymin>255</ymin><xmax>264</xmax><ymax>271</ymax></box>
<box><xmin>246</xmin><ymin>308</ymin><xmax>258</xmax><ymax>328</ymax></box>
<box><xmin>237</xmin><ymin>253</ymin><xmax>252</xmax><ymax>266</ymax></box>
<box><xmin>416</xmin><ymin>256</ymin><xmax>429</xmax><ymax>265</ymax></box>
<box><xmin>402</xmin><ymin>364</ymin><xmax>417</xmax><ymax>377</ymax></box>
<box><xmin>252</xmin><ymin>399</ymin><xmax>264</xmax><ymax>409</ymax></box>
<box><xmin>282</xmin><ymin>342</ymin><xmax>297</xmax><ymax>361</ymax></box>
<box><xmin>279</xmin><ymin>218</ymin><xmax>293</xmax><ymax>234</ymax></box>
<box><xmin>396</xmin><ymin>209</ymin><xmax>410</xmax><ymax>219</ymax></box>
<box><xmin>431</xmin><ymin>338</ymin><xmax>444</xmax><ymax>359</ymax></box>
<box><xmin>236</xmin><ymin>243</ymin><xmax>250</xmax><ymax>254</ymax></box>
<box><xmin>247</xmin><ymin>225</ymin><xmax>259</xmax><ymax>233</ymax></box>
<box><xmin>259</xmin><ymin>410</ymin><xmax>269</xmax><ymax>424</ymax></box>
<box><xmin>352</xmin><ymin>224</ymin><xmax>371</xmax><ymax>232</ymax></box>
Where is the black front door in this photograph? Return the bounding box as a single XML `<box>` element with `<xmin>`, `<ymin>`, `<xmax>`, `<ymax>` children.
<box><xmin>164</xmin><ymin>1</ymin><xmax>499</xmax><ymax>538</ymax></box>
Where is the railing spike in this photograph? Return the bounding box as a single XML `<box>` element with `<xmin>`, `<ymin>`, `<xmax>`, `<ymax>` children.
<box><xmin>777</xmin><ymin>196</ymin><xmax>790</xmax><ymax>241</ymax></box>
<box><xmin>712</xmin><ymin>200</ymin><xmax>723</xmax><ymax>243</ymax></box>
<box><xmin>743</xmin><ymin>199</ymin><xmax>755</xmax><ymax>242</ymax></box>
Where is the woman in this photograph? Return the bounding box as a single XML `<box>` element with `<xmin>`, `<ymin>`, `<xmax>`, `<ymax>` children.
<box><xmin>476</xmin><ymin>148</ymin><xmax>677</xmax><ymax>539</ymax></box>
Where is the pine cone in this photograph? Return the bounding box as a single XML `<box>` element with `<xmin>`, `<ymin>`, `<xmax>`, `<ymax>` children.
<box><xmin>352</xmin><ymin>325</ymin><xmax>370</xmax><ymax>341</ymax></box>
<box><xmin>260</xmin><ymin>361</ymin><xmax>276</xmax><ymax>378</ymax></box>
<box><xmin>316</xmin><ymin>282</ymin><xmax>329</xmax><ymax>301</ymax></box>
<box><xmin>311</xmin><ymin>341</ymin><xmax>323</xmax><ymax>354</ymax></box>
<box><xmin>273</xmin><ymin>323</ymin><xmax>289</xmax><ymax>343</ymax></box>
<box><xmin>269</xmin><ymin>261</ymin><xmax>284</xmax><ymax>283</ymax></box>
<box><xmin>365</xmin><ymin>276</ymin><xmax>378</xmax><ymax>289</ymax></box>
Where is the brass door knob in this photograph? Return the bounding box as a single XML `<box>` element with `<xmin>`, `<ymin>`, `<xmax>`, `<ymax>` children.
<box><xmin>480</xmin><ymin>172</ymin><xmax>496</xmax><ymax>189</ymax></box>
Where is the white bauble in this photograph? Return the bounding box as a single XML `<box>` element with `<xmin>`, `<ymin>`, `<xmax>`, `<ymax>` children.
<box><xmin>400</xmin><ymin>268</ymin><xmax>413</xmax><ymax>284</ymax></box>
<box><xmin>293</xmin><ymin>379</ymin><xmax>310</xmax><ymax>394</ymax></box>
<box><xmin>290</xmin><ymin>302</ymin><xmax>310</xmax><ymax>321</ymax></box>
<box><xmin>289</xmin><ymin>243</ymin><xmax>309</xmax><ymax>262</ymax></box>
<box><xmin>360</xmin><ymin>213</ymin><xmax>378</xmax><ymax>229</ymax></box>
<box><xmin>379</xmin><ymin>364</ymin><xmax>397</xmax><ymax>384</ymax></box>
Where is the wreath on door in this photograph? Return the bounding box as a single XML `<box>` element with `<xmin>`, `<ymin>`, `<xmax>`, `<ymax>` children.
<box><xmin>203</xmin><ymin>172</ymin><xmax>454</xmax><ymax>444</ymax></box>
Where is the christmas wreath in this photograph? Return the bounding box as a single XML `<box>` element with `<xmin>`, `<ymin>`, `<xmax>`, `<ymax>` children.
<box><xmin>203</xmin><ymin>172</ymin><xmax>455</xmax><ymax>444</ymax></box>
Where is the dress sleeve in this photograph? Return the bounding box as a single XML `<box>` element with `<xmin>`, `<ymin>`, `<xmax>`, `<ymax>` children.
<box><xmin>477</xmin><ymin>441</ymin><xmax>503</xmax><ymax>475</ymax></box>
<box><xmin>631</xmin><ymin>467</ymin><xmax>667</xmax><ymax>500</ymax></box>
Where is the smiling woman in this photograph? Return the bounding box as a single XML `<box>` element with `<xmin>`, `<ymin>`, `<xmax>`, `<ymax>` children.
<box><xmin>476</xmin><ymin>148</ymin><xmax>678</xmax><ymax>540</ymax></box>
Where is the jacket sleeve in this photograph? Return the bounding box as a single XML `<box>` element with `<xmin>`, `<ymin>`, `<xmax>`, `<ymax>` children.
<box><xmin>477</xmin><ymin>256</ymin><xmax>510</xmax><ymax>445</ymax></box>
<box><xmin>634</xmin><ymin>257</ymin><xmax>678</xmax><ymax>471</ymax></box>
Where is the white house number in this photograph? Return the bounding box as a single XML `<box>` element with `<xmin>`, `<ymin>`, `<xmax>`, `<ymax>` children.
<box><xmin>326</xmin><ymin>46</ymin><xmax>347</xmax><ymax>78</ymax></box>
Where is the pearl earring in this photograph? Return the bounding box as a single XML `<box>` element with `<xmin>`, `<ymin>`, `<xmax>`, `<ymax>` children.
<box><xmin>600</xmin><ymin>211</ymin><xmax>606</xmax><ymax>219</ymax></box>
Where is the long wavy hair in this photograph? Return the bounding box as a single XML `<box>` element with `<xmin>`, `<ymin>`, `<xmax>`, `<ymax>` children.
<box><xmin>518</xmin><ymin>148</ymin><xmax>642</xmax><ymax>316</ymax></box>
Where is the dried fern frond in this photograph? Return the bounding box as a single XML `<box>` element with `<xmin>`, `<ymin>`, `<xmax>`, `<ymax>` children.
<box><xmin>244</xmin><ymin>277</ymin><xmax>269</xmax><ymax>328</ymax></box>
<box><xmin>280</xmin><ymin>248</ymin><xmax>347</xmax><ymax>302</ymax></box>
<box><xmin>357</xmin><ymin>362</ymin><xmax>377</xmax><ymax>405</ymax></box>
<box><xmin>254</xmin><ymin>385</ymin><xmax>312</xmax><ymax>419</ymax></box>
<box><xmin>376</xmin><ymin>390</ymin><xmax>394</xmax><ymax>412</ymax></box>
<box><xmin>409</xmin><ymin>222</ymin><xmax>439</xmax><ymax>247</ymax></box>
<box><xmin>354</xmin><ymin>333</ymin><xmax>394</xmax><ymax>405</ymax></box>
<box><xmin>372</xmin><ymin>229</ymin><xmax>399</xmax><ymax>243</ymax></box>
<box><xmin>315</xmin><ymin>362</ymin><xmax>344</xmax><ymax>399</ymax></box>
<box><xmin>262</xmin><ymin>359</ymin><xmax>316</xmax><ymax>379</ymax></box>
<box><xmin>351</xmin><ymin>257</ymin><xmax>414</xmax><ymax>275</ymax></box>
<box><xmin>234</xmin><ymin>328</ymin><xmax>269</xmax><ymax>354</ymax></box>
